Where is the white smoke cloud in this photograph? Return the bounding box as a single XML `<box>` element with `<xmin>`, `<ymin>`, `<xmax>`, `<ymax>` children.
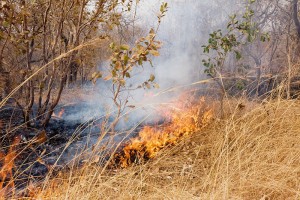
<box><xmin>62</xmin><ymin>0</ymin><xmax>240</xmax><ymax>126</ymax></box>
<box><xmin>55</xmin><ymin>0</ymin><xmax>244</xmax><ymax>166</ymax></box>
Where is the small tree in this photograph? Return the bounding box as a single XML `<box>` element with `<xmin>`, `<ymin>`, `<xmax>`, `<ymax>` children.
<box><xmin>201</xmin><ymin>0</ymin><xmax>269</xmax><ymax>113</ymax></box>
<box><xmin>0</xmin><ymin>0</ymin><xmax>165</xmax><ymax>128</ymax></box>
<box><xmin>92</xmin><ymin>2</ymin><xmax>168</xmax><ymax>131</ymax></box>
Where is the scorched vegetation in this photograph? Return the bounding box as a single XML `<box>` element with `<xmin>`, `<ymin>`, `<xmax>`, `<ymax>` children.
<box><xmin>0</xmin><ymin>0</ymin><xmax>300</xmax><ymax>199</ymax></box>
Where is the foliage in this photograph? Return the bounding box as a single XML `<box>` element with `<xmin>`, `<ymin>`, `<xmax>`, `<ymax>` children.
<box><xmin>0</xmin><ymin>0</ymin><xmax>164</xmax><ymax>127</ymax></box>
<box><xmin>107</xmin><ymin>29</ymin><xmax>162</xmax><ymax>90</ymax></box>
<box><xmin>202</xmin><ymin>0</ymin><xmax>270</xmax><ymax>77</ymax></box>
<box><xmin>92</xmin><ymin>2</ymin><xmax>168</xmax><ymax>122</ymax></box>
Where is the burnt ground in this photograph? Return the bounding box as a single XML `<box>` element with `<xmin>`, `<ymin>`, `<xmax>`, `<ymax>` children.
<box><xmin>0</xmin><ymin>79</ymin><xmax>285</xmax><ymax>189</ymax></box>
<box><xmin>0</xmin><ymin>102</ymin><xmax>146</xmax><ymax>194</ymax></box>
<box><xmin>1</xmin><ymin>76</ymin><xmax>298</xmax><ymax>195</ymax></box>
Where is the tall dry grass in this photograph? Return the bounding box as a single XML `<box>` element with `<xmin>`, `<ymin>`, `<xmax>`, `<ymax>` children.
<box><xmin>29</xmin><ymin>96</ymin><xmax>300</xmax><ymax>200</ymax></box>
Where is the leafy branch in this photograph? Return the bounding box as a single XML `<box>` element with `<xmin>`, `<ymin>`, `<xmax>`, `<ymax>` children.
<box><xmin>92</xmin><ymin>2</ymin><xmax>168</xmax><ymax>130</ymax></box>
<box><xmin>202</xmin><ymin>0</ymin><xmax>269</xmax><ymax>77</ymax></box>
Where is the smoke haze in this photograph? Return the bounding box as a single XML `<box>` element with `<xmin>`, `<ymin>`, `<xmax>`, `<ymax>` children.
<box><xmin>62</xmin><ymin>0</ymin><xmax>240</xmax><ymax>127</ymax></box>
<box><xmin>54</xmin><ymin>0</ymin><xmax>243</xmax><ymax>166</ymax></box>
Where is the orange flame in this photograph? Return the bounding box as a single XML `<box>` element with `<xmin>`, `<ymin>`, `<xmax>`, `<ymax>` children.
<box><xmin>0</xmin><ymin>135</ymin><xmax>21</xmax><ymax>197</ymax></box>
<box><xmin>52</xmin><ymin>108</ymin><xmax>65</xmax><ymax>119</ymax></box>
<box><xmin>114</xmin><ymin>96</ymin><xmax>213</xmax><ymax>168</ymax></box>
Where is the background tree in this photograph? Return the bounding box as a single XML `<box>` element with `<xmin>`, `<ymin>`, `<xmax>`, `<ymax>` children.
<box><xmin>0</xmin><ymin>0</ymin><xmax>141</xmax><ymax>127</ymax></box>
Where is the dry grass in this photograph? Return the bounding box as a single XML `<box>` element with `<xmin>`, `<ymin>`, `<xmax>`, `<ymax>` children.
<box><xmin>26</xmin><ymin>98</ymin><xmax>300</xmax><ymax>199</ymax></box>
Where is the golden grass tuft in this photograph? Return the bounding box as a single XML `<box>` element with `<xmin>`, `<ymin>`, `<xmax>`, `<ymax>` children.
<box><xmin>29</xmin><ymin>98</ymin><xmax>300</xmax><ymax>199</ymax></box>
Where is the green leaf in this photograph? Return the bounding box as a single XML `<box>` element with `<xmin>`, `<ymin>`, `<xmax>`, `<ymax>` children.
<box><xmin>91</xmin><ymin>71</ymin><xmax>103</xmax><ymax>84</ymax></box>
<box><xmin>109</xmin><ymin>42</ymin><xmax>115</xmax><ymax>49</ymax></box>
<box><xmin>153</xmin><ymin>83</ymin><xmax>160</xmax><ymax>89</ymax></box>
<box><xmin>3</xmin><ymin>21</ymin><xmax>10</xmax><ymax>28</ymax></box>
<box><xmin>149</xmin><ymin>74</ymin><xmax>155</xmax><ymax>82</ymax></box>
<box><xmin>92</xmin><ymin>71</ymin><xmax>102</xmax><ymax>79</ymax></box>
<box><xmin>125</xmin><ymin>72</ymin><xmax>131</xmax><ymax>78</ymax></box>
<box><xmin>149</xmin><ymin>50</ymin><xmax>160</xmax><ymax>56</ymax></box>
<box><xmin>138</xmin><ymin>58</ymin><xmax>143</xmax><ymax>65</ymax></box>
<box><xmin>122</xmin><ymin>54</ymin><xmax>129</xmax><ymax>65</ymax></box>
<box><xmin>234</xmin><ymin>51</ymin><xmax>242</xmax><ymax>60</ymax></box>
<box><xmin>120</xmin><ymin>44</ymin><xmax>130</xmax><ymax>51</ymax></box>
<box><xmin>120</xmin><ymin>79</ymin><xmax>126</xmax><ymax>86</ymax></box>
<box><xmin>149</xmin><ymin>28</ymin><xmax>155</xmax><ymax>35</ymax></box>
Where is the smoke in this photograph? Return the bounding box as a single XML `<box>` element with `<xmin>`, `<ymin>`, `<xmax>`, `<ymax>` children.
<box><xmin>134</xmin><ymin>0</ymin><xmax>241</xmax><ymax>88</ymax></box>
<box><xmin>60</xmin><ymin>0</ymin><xmax>240</xmax><ymax>129</ymax></box>
<box><xmin>53</xmin><ymin>0</ymin><xmax>244</xmax><ymax>166</ymax></box>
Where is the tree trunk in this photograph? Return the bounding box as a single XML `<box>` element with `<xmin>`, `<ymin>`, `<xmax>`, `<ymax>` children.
<box><xmin>256</xmin><ymin>65</ymin><xmax>262</xmax><ymax>96</ymax></box>
<box><xmin>42</xmin><ymin>75</ymin><xmax>67</xmax><ymax>127</ymax></box>
<box><xmin>0</xmin><ymin>63</ymin><xmax>10</xmax><ymax>100</ymax></box>
<box><xmin>293</xmin><ymin>0</ymin><xmax>300</xmax><ymax>39</ymax></box>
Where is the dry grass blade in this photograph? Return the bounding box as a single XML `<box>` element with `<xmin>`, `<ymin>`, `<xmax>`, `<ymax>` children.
<box><xmin>27</xmin><ymin>98</ymin><xmax>300</xmax><ymax>200</ymax></box>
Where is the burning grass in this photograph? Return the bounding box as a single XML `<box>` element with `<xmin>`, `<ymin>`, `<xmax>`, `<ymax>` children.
<box><xmin>112</xmin><ymin>96</ymin><xmax>213</xmax><ymax>168</ymax></box>
<box><xmin>0</xmin><ymin>135</ymin><xmax>21</xmax><ymax>197</ymax></box>
<box><xmin>2</xmin><ymin>96</ymin><xmax>300</xmax><ymax>199</ymax></box>
<box><xmin>31</xmin><ymin>97</ymin><xmax>300</xmax><ymax>199</ymax></box>
<box><xmin>0</xmin><ymin>94</ymin><xmax>213</xmax><ymax>198</ymax></box>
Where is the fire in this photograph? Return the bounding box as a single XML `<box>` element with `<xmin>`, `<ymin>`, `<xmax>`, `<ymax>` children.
<box><xmin>113</xmin><ymin>96</ymin><xmax>213</xmax><ymax>168</ymax></box>
<box><xmin>52</xmin><ymin>108</ymin><xmax>65</xmax><ymax>119</ymax></box>
<box><xmin>0</xmin><ymin>135</ymin><xmax>21</xmax><ymax>197</ymax></box>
